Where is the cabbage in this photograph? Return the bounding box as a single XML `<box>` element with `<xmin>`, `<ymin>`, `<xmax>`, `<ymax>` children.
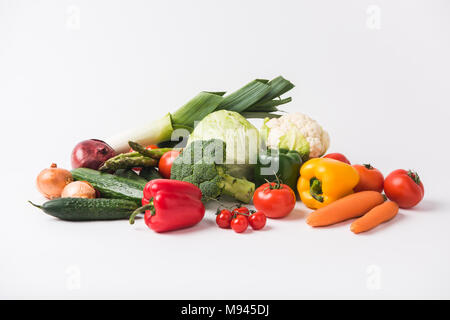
<box><xmin>188</xmin><ymin>110</ymin><xmax>259</xmax><ymax>179</ymax></box>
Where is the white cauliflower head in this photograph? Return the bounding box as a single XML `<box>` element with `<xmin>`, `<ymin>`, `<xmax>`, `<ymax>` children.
<box><xmin>262</xmin><ymin>112</ymin><xmax>330</xmax><ymax>159</ymax></box>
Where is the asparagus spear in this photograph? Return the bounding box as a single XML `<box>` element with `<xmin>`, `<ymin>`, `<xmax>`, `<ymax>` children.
<box><xmin>99</xmin><ymin>156</ymin><xmax>157</xmax><ymax>172</ymax></box>
<box><xmin>128</xmin><ymin>141</ymin><xmax>173</xmax><ymax>159</ymax></box>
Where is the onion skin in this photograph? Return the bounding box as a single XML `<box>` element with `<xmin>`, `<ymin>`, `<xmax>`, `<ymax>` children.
<box><xmin>61</xmin><ymin>181</ymin><xmax>96</xmax><ymax>199</ymax></box>
<box><xmin>36</xmin><ymin>163</ymin><xmax>73</xmax><ymax>199</ymax></box>
<box><xmin>71</xmin><ymin>139</ymin><xmax>116</xmax><ymax>170</ymax></box>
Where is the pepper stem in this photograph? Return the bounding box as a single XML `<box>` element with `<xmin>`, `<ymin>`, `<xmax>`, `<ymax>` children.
<box><xmin>310</xmin><ymin>178</ymin><xmax>324</xmax><ymax>203</ymax></box>
<box><xmin>129</xmin><ymin>203</ymin><xmax>154</xmax><ymax>225</ymax></box>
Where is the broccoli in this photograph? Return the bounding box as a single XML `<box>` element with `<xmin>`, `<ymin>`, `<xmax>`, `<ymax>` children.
<box><xmin>170</xmin><ymin>139</ymin><xmax>255</xmax><ymax>203</ymax></box>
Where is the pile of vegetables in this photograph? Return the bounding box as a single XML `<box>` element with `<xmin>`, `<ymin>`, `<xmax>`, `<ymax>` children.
<box><xmin>30</xmin><ymin>75</ymin><xmax>425</xmax><ymax>234</ymax></box>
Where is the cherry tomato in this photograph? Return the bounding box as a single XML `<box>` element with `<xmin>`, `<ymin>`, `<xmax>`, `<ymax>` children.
<box><xmin>352</xmin><ymin>164</ymin><xmax>384</xmax><ymax>193</ymax></box>
<box><xmin>384</xmin><ymin>169</ymin><xmax>424</xmax><ymax>208</ymax></box>
<box><xmin>253</xmin><ymin>183</ymin><xmax>296</xmax><ymax>219</ymax></box>
<box><xmin>323</xmin><ymin>153</ymin><xmax>351</xmax><ymax>164</ymax></box>
<box><xmin>231</xmin><ymin>215</ymin><xmax>248</xmax><ymax>233</ymax></box>
<box><xmin>158</xmin><ymin>150</ymin><xmax>181</xmax><ymax>178</ymax></box>
<box><xmin>248</xmin><ymin>211</ymin><xmax>266</xmax><ymax>230</ymax></box>
<box><xmin>216</xmin><ymin>209</ymin><xmax>233</xmax><ymax>229</ymax></box>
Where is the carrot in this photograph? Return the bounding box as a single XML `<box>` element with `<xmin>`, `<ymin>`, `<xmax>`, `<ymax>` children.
<box><xmin>350</xmin><ymin>201</ymin><xmax>399</xmax><ymax>234</ymax></box>
<box><xmin>306</xmin><ymin>191</ymin><xmax>385</xmax><ymax>227</ymax></box>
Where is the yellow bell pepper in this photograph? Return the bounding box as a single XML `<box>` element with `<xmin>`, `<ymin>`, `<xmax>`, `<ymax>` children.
<box><xmin>297</xmin><ymin>158</ymin><xmax>359</xmax><ymax>209</ymax></box>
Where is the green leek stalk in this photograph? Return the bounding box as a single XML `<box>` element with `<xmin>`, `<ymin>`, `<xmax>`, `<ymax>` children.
<box><xmin>106</xmin><ymin>76</ymin><xmax>294</xmax><ymax>153</ymax></box>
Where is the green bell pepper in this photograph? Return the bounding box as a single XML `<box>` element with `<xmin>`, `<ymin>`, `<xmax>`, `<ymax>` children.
<box><xmin>254</xmin><ymin>149</ymin><xmax>302</xmax><ymax>191</ymax></box>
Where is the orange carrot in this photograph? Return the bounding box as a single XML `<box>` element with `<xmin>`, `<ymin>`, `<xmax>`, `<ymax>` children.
<box><xmin>350</xmin><ymin>201</ymin><xmax>399</xmax><ymax>234</ymax></box>
<box><xmin>306</xmin><ymin>191</ymin><xmax>385</xmax><ymax>227</ymax></box>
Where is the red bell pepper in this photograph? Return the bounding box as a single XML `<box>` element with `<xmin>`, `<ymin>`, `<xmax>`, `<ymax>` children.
<box><xmin>129</xmin><ymin>179</ymin><xmax>205</xmax><ymax>233</ymax></box>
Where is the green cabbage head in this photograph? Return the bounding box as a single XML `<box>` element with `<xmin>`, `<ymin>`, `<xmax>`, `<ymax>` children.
<box><xmin>188</xmin><ymin>110</ymin><xmax>259</xmax><ymax>179</ymax></box>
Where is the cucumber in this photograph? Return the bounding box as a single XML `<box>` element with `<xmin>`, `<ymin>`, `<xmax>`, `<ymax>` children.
<box><xmin>71</xmin><ymin>168</ymin><xmax>144</xmax><ymax>204</ymax></box>
<box><xmin>29</xmin><ymin>198</ymin><xmax>138</xmax><ymax>221</ymax></box>
<box><xmin>115</xmin><ymin>169</ymin><xmax>149</xmax><ymax>184</ymax></box>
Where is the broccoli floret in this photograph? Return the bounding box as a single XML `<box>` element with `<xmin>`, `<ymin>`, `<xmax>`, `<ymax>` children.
<box><xmin>170</xmin><ymin>139</ymin><xmax>255</xmax><ymax>203</ymax></box>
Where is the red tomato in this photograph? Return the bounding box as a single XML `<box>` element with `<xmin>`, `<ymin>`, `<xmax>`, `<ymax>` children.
<box><xmin>248</xmin><ymin>211</ymin><xmax>267</xmax><ymax>230</ymax></box>
<box><xmin>253</xmin><ymin>183</ymin><xmax>296</xmax><ymax>219</ymax></box>
<box><xmin>352</xmin><ymin>164</ymin><xmax>384</xmax><ymax>193</ymax></box>
<box><xmin>216</xmin><ymin>209</ymin><xmax>233</xmax><ymax>229</ymax></box>
<box><xmin>323</xmin><ymin>153</ymin><xmax>351</xmax><ymax>164</ymax></box>
<box><xmin>384</xmin><ymin>169</ymin><xmax>424</xmax><ymax>208</ymax></box>
<box><xmin>231</xmin><ymin>215</ymin><xmax>248</xmax><ymax>233</ymax></box>
<box><xmin>158</xmin><ymin>150</ymin><xmax>181</xmax><ymax>178</ymax></box>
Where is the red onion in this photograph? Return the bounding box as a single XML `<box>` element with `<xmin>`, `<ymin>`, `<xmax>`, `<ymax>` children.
<box><xmin>71</xmin><ymin>139</ymin><xmax>116</xmax><ymax>170</ymax></box>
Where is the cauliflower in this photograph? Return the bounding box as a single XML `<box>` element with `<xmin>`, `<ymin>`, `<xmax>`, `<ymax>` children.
<box><xmin>261</xmin><ymin>112</ymin><xmax>330</xmax><ymax>160</ymax></box>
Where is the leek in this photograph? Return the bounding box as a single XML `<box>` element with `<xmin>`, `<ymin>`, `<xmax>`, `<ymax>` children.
<box><xmin>217</xmin><ymin>80</ymin><xmax>271</xmax><ymax>112</ymax></box>
<box><xmin>256</xmin><ymin>76</ymin><xmax>294</xmax><ymax>104</ymax></box>
<box><xmin>246</xmin><ymin>97</ymin><xmax>292</xmax><ymax>112</ymax></box>
<box><xmin>106</xmin><ymin>76</ymin><xmax>295</xmax><ymax>153</ymax></box>
<box><xmin>107</xmin><ymin>113</ymin><xmax>175</xmax><ymax>153</ymax></box>
<box><xmin>172</xmin><ymin>92</ymin><xmax>224</xmax><ymax>129</ymax></box>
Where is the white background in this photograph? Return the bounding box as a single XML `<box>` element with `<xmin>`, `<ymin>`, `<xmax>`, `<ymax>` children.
<box><xmin>1</xmin><ymin>0</ymin><xmax>449</xmax><ymax>299</ymax></box>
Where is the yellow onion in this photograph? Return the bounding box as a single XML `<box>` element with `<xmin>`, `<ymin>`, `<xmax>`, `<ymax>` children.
<box><xmin>61</xmin><ymin>181</ymin><xmax>96</xmax><ymax>199</ymax></box>
<box><xmin>36</xmin><ymin>163</ymin><xmax>73</xmax><ymax>199</ymax></box>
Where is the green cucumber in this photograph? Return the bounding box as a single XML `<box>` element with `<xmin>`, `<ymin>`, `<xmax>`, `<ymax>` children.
<box><xmin>29</xmin><ymin>198</ymin><xmax>138</xmax><ymax>221</ymax></box>
<box><xmin>71</xmin><ymin>168</ymin><xmax>144</xmax><ymax>204</ymax></box>
<box><xmin>115</xmin><ymin>169</ymin><xmax>149</xmax><ymax>184</ymax></box>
